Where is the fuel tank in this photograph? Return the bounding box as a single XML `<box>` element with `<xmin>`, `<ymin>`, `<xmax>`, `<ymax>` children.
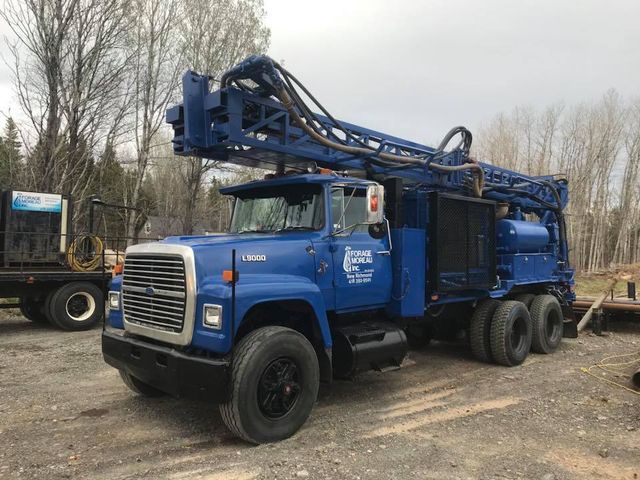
<box><xmin>496</xmin><ymin>219</ymin><xmax>550</xmax><ymax>254</ymax></box>
<box><xmin>332</xmin><ymin>321</ymin><xmax>408</xmax><ymax>378</ymax></box>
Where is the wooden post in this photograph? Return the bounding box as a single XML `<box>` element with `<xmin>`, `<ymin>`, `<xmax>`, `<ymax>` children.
<box><xmin>576</xmin><ymin>277</ymin><xmax>618</xmax><ymax>332</ymax></box>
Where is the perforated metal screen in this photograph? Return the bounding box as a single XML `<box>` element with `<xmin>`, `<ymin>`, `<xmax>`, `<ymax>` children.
<box><xmin>429</xmin><ymin>193</ymin><xmax>496</xmax><ymax>292</ymax></box>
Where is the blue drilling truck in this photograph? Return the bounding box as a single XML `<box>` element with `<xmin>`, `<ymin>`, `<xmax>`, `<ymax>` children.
<box><xmin>102</xmin><ymin>56</ymin><xmax>576</xmax><ymax>444</ymax></box>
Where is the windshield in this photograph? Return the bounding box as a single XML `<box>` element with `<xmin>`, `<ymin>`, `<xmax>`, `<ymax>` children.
<box><xmin>229</xmin><ymin>184</ymin><xmax>324</xmax><ymax>233</ymax></box>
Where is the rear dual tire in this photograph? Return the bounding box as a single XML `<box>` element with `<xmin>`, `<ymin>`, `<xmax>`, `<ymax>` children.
<box><xmin>490</xmin><ymin>301</ymin><xmax>532</xmax><ymax>366</ymax></box>
<box><xmin>530</xmin><ymin>295</ymin><xmax>563</xmax><ymax>354</ymax></box>
<box><xmin>47</xmin><ymin>282</ymin><xmax>104</xmax><ymax>331</ymax></box>
<box><xmin>469</xmin><ymin>299</ymin><xmax>501</xmax><ymax>363</ymax></box>
<box><xmin>470</xmin><ymin>299</ymin><xmax>532</xmax><ymax>366</ymax></box>
<box><xmin>19</xmin><ymin>297</ymin><xmax>49</xmax><ymax>323</ymax></box>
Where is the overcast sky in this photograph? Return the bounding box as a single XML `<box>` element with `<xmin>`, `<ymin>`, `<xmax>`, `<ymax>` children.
<box><xmin>263</xmin><ymin>0</ymin><xmax>640</xmax><ymax>145</ymax></box>
<box><xmin>1</xmin><ymin>0</ymin><xmax>638</xmax><ymax>148</ymax></box>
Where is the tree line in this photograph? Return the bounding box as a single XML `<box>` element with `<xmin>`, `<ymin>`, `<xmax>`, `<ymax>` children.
<box><xmin>0</xmin><ymin>0</ymin><xmax>269</xmax><ymax>239</ymax></box>
<box><xmin>475</xmin><ymin>91</ymin><xmax>640</xmax><ymax>272</ymax></box>
<box><xmin>1</xmin><ymin>2</ymin><xmax>637</xmax><ymax>271</ymax></box>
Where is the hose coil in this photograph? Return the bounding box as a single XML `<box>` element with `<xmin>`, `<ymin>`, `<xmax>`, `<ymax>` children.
<box><xmin>66</xmin><ymin>235</ymin><xmax>104</xmax><ymax>272</ymax></box>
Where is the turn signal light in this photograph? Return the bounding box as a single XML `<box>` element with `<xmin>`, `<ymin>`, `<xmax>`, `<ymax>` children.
<box><xmin>112</xmin><ymin>263</ymin><xmax>124</xmax><ymax>276</ymax></box>
<box><xmin>223</xmin><ymin>270</ymin><xmax>239</xmax><ymax>283</ymax></box>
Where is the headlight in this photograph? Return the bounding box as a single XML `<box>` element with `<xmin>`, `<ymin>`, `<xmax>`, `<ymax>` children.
<box><xmin>108</xmin><ymin>291</ymin><xmax>120</xmax><ymax>310</ymax></box>
<box><xmin>203</xmin><ymin>304</ymin><xmax>223</xmax><ymax>329</ymax></box>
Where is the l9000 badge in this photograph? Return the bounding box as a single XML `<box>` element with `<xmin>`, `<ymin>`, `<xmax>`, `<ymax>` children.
<box><xmin>241</xmin><ymin>254</ymin><xmax>267</xmax><ymax>262</ymax></box>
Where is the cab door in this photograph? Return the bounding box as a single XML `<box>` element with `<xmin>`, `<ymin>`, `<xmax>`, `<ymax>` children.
<box><xmin>329</xmin><ymin>186</ymin><xmax>392</xmax><ymax>311</ymax></box>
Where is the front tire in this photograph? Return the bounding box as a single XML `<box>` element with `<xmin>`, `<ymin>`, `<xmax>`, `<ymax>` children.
<box><xmin>220</xmin><ymin>326</ymin><xmax>320</xmax><ymax>444</ymax></box>
<box><xmin>490</xmin><ymin>301</ymin><xmax>532</xmax><ymax>366</ymax></box>
<box><xmin>119</xmin><ymin>370</ymin><xmax>165</xmax><ymax>397</ymax></box>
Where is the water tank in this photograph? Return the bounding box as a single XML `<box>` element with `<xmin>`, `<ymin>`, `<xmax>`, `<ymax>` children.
<box><xmin>0</xmin><ymin>190</ymin><xmax>71</xmax><ymax>267</ymax></box>
<box><xmin>496</xmin><ymin>219</ymin><xmax>549</xmax><ymax>254</ymax></box>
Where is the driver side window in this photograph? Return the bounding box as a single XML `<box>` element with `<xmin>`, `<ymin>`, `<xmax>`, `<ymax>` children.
<box><xmin>331</xmin><ymin>187</ymin><xmax>367</xmax><ymax>234</ymax></box>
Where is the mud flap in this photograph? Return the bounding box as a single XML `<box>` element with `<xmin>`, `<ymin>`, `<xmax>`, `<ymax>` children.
<box><xmin>561</xmin><ymin>305</ymin><xmax>578</xmax><ymax>338</ymax></box>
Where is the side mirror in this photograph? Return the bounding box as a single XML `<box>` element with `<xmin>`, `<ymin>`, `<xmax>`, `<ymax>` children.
<box><xmin>365</xmin><ymin>184</ymin><xmax>384</xmax><ymax>224</ymax></box>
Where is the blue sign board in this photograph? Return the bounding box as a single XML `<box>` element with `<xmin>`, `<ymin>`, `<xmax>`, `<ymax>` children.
<box><xmin>12</xmin><ymin>191</ymin><xmax>62</xmax><ymax>213</ymax></box>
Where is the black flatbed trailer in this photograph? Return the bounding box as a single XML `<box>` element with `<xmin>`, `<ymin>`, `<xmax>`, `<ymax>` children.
<box><xmin>0</xmin><ymin>266</ymin><xmax>110</xmax><ymax>331</ymax></box>
<box><xmin>0</xmin><ymin>228</ymin><xmax>129</xmax><ymax>331</ymax></box>
<box><xmin>0</xmin><ymin>268</ymin><xmax>108</xmax><ymax>298</ymax></box>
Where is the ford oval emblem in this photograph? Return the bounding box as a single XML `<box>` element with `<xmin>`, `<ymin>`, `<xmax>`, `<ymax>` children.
<box><xmin>145</xmin><ymin>286</ymin><xmax>155</xmax><ymax>296</ymax></box>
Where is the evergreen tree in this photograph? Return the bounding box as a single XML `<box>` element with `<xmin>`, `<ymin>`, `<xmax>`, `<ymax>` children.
<box><xmin>0</xmin><ymin>117</ymin><xmax>22</xmax><ymax>187</ymax></box>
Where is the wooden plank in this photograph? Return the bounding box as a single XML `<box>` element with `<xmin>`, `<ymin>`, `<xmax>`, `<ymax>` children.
<box><xmin>576</xmin><ymin>277</ymin><xmax>618</xmax><ymax>332</ymax></box>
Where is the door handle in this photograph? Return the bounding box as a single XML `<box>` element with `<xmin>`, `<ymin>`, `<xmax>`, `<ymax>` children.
<box><xmin>377</xmin><ymin>250</ymin><xmax>391</xmax><ymax>256</ymax></box>
<box><xmin>317</xmin><ymin>259</ymin><xmax>329</xmax><ymax>274</ymax></box>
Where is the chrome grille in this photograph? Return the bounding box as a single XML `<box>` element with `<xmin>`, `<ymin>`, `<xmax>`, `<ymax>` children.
<box><xmin>122</xmin><ymin>254</ymin><xmax>186</xmax><ymax>333</ymax></box>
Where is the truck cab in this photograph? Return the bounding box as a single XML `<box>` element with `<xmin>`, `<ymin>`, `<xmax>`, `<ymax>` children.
<box><xmin>104</xmin><ymin>173</ymin><xmax>406</xmax><ymax>442</ymax></box>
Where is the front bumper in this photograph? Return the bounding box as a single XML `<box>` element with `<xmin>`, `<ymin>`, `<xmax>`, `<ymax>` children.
<box><xmin>102</xmin><ymin>330</ymin><xmax>230</xmax><ymax>402</ymax></box>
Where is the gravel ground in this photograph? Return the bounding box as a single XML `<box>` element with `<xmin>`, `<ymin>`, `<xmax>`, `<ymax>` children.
<box><xmin>0</xmin><ymin>313</ymin><xmax>639</xmax><ymax>480</ymax></box>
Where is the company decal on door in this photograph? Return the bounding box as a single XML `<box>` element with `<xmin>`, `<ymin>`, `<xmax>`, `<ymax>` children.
<box><xmin>342</xmin><ymin>246</ymin><xmax>374</xmax><ymax>284</ymax></box>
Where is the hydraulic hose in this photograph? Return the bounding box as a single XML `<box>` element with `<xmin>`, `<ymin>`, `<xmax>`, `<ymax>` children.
<box><xmin>540</xmin><ymin>180</ymin><xmax>570</xmax><ymax>268</ymax></box>
<box><xmin>221</xmin><ymin>56</ymin><xmax>484</xmax><ymax>197</ymax></box>
<box><xmin>276</xmin><ymin>87</ymin><xmax>485</xmax><ymax>197</ymax></box>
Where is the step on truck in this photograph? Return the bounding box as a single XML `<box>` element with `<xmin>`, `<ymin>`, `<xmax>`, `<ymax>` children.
<box><xmin>102</xmin><ymin>56</ymin><xmax>577</xmax><ymax>444</ymax></box>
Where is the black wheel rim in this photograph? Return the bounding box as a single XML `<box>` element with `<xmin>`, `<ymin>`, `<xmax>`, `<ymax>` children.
<box><xmin>510</xmin><ymin>316</ymin><xmax>526</xmax><ymax>352</ymax></box>
<box><xmin>68</xmin><ymin>295</ymin><xmax>89</xmax><ymax>317</ymax></box>
<box><xmin>258</xmin><ymin>357</ymin><xmax>301</xmax><ymax>419</ymax></box>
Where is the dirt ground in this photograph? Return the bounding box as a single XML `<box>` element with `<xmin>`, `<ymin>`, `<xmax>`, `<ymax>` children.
<box><xmin>1</xmin><ymin>312</ymin><xmax>639</xmax><ymax>480</ymax></box>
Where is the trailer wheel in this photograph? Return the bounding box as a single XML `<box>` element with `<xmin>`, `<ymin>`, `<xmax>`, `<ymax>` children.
<box><xmin>469</xmin><ymin>299</ymin><xmax>501</xmax><ymax>362</ymax></box>
<box><xmin>530</xmin><ymin>295</ymin><xmax>563</xmax><ymax>354</ymax></box>
<box><xmin>513</xmin><ymin>293</ymin><xmax>536</xmax><ymax>309</ymax></box>
<box><xmin>220</xmin><ymin>326</ymin><xmax>319</xmax><ymax>444</ymax></box>
<box><xmin>48</xmin><ymin>282</ymin><xmax>103</xmax><ymax>331</ymax></box>
<box><xmin>490</xmin><ymin>301</ymin><xmax>532</xmax><ymax>366</ymax></box>
<box><xmin>119</xmin><ymin>370</ymin><xmax>165</xmax><ymax>397</ymax></box>
<box><xmin>19</xmin><ymin>297</ymin><xmax>49</xmax><ymax>323</ymax></box>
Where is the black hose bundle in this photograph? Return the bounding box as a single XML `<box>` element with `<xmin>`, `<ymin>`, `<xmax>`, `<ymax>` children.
<box><xmin>221</xmin><ymin>56</ymin><xmax>484</xmax><ymax>197</ymax></box>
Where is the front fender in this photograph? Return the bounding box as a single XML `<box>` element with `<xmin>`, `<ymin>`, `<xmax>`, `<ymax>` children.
<box><xmin>192</xmin><ymin>274</ymin><xmax>331</xmax><ymax>354</ymax></box>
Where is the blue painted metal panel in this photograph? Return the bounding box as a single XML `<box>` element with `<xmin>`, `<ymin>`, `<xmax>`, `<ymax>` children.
<box><xmin>498</xmin><ymin>253</ymin><xmax>557</xmax><ymax>283</ymax></box>
<box><xmin>387</xmin><ymin>228</ymin><xmax>426</xmax><ymax>317</ymax></box>
<box><xmin>331</xmin><ymin>231</ymin><xmax>393</xmax><ymax>311</ymax></box>
<box><xmin>189</xmin><ymin>274</ymin><xmax>332</xmax><ymax>355</ymax></box>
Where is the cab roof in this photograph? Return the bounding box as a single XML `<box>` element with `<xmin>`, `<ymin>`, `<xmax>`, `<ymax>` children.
<box><xmin>219</xmin><ymin>173</ymin><xmax>371</xmax><ymax>195</ymax></box>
